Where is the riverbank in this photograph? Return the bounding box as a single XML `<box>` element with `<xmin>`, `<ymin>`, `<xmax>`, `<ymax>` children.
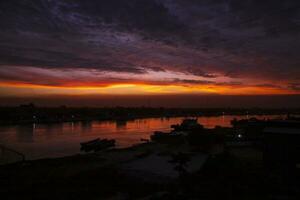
<box><xmin>0</xmin><ymin>142</ymin><xmax>205</xmax><ymax>199</ymax></box>
<box><xmin>1</xmin><ymin>140</ymin><xmax>298</xmax><ymax>200</ymax></box>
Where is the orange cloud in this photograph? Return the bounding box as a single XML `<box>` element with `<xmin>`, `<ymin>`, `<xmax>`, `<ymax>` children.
<box><xmin>0</xmin><ymin>81</ymin><xmax>299</xmax><ymax>97</ymax></box>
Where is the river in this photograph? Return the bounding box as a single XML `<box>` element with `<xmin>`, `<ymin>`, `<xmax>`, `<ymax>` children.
<box><xmin>0</xmin><ymin>115</ymin><xmax>285</xmax><ymax>160</ymax></box>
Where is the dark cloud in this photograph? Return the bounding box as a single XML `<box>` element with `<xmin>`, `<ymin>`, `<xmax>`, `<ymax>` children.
<box><xmin>172</xmin><ymin>78</ymin><xmax>244</xmax><ymax>87</ymax></box>
<box><xmin>0</xmin><ymin>66</ymin><xmax>140</xmax><ymax>87</ymax></box>
<box><xmin>172</xmin><ymin>78</ymin><xmax>213</xmax><ymax>85</ymax></box>
<box><xmin>0</xmin><ymin>0</ymin><xmax>299</xmax><ymax>84</ymax></box>
<box><xmin>255</xmin><ymin>83</ymin><xmax>283</xmax><ymax>89</ymax></box>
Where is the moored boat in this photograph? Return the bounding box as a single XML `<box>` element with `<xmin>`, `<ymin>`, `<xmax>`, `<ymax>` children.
<box><xmin>150</xmin><ymin>131</ymin><xmax>184</xmax><ymax>144</ymax></box>
<box><xmin>171</xmin><ymin>118</ymin><xmax>203</xmax><ymax>132</ymax></box>
<box><xmin>80</xmin><ymin>138</ymin><xmax>115</xmax><ymax>152</ymax></box>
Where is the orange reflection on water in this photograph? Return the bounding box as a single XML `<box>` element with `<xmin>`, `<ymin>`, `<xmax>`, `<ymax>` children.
<box><xmin>0</xmin><ymin>115</ymin><xmax>285</xmax><ymax>160</ymax></box>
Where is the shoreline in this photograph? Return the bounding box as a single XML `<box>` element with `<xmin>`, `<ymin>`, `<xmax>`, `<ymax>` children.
<box><xmin>1</xmin><ymin>106</ymin><xmax>299</xmax><ymax>126</ymax></box>
<box><xmin>0</xmin><ymin>112</ymin><xmax>292</xmax><ymax>126</ymax></box>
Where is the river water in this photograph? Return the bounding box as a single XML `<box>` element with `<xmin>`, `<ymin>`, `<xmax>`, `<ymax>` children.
<box><xmin>0</xmin><ymin>115</ymin><xmax>284</xmax><ymax>160</ymax></box>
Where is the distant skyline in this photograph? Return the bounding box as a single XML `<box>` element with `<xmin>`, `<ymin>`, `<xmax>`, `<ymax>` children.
<box><xmin>0</xmin><ymin>95</ymin><xmax>300</xmax><ymax>108</ymax></box>
<box><xmin>0</xmin><ymin>0</ymin><xmax>300</xmax><ymax>106</ymax></box>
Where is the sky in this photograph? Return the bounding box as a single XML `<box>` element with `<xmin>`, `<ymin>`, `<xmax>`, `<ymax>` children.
<box><xmin>0</xmin><ymin>0</ymin><xmax>300</xmax><ymax>106</ymax></box>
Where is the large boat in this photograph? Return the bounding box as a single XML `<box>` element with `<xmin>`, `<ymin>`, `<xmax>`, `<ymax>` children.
<box><xmin>150</xmin><ymin>118</ymin><xmax>204</xmax><ymax>144</ymax></box>
<box><xmin>171</xmin><ymin>118</ymin><xmax>204</xmax><ymax>132</ymax></box>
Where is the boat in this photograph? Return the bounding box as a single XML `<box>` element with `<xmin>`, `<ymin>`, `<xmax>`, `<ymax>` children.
<box><xmin>80</xmin><ymin>138</ymin><xmax>115</xmax><ymax>152</ymax></box>
<box><xmin>80</xmin><ymin>138</ymin><xmax>101</xmax><ymax>146</ymax></box>
<box><xmin>171</xmin><ymin>118</ymin><xmax>203</xmax><ymax>132</ymax></box>
<box><xmin>150</xmin><ymin>119</ymin><xmax>204</xmax><ymax>144</ymax></box>
<box><xmin>150</xmin><ymin>131</ymin><xmax>184</xmax><ymax>144</ymax></box>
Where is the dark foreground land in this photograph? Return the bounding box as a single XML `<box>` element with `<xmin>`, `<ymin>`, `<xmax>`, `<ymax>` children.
<box><xmin>1</xmin><ymin>104</ymin><xmax>300</xmax><ymax>125</ymax></box>
<box><xmin>1</xmin><ymin>118</ymin><xmax>300</xmax><ymax>199</ymax></box>
<box><xmin>0</xmin><ymin>144</ymin><xmax>299</xmax><ymax>200</ymax></box>
<box><xmin>1</xmin><ymin>140</ymin><xmax>299</xmax><ymax>199</ymax></box>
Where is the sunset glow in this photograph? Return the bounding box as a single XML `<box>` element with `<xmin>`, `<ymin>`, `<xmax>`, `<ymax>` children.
<box><xmin>0</xmin><ymin>0</ymin><xmax>299</xmax><ymax>107</ymax></box>
<box><xmin>1</xmin><ymin>81</ymin><xmax>298</xmax><ymax>97</ymax></box>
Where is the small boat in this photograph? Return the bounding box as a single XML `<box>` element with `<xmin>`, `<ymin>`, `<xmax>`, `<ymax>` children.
<box><xmin>80</xmin><ymin>138</ymin><xmax>101</xmax><ymax>146</ymax></box>
<box><xmin>80</xmin><ymin>138</ymin><xmax>115</xmax><ymax>152</ymax></box>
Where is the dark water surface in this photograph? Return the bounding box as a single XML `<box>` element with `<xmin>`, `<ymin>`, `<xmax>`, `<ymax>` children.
<box><xmin>0</xmin><ymin>115</ymin><xmax>284</xmax><ymax>160</ymax></box>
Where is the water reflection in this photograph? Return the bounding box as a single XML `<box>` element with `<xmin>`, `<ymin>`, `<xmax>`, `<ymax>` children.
<box><xmin>16</xmin><ymin>125</ymin><xmax>34</xmax><ymax>143</ymax></box>
<box><xmin>45</xmin><ymin>123</ymin><xmax>63</xmax><ymax>135</ymax></box>
<box><xmin>0</xmin><ymin>115</ymin><xmax>282</xmax><ymax>160</ymax></box>
<box><xmin>116</xmin><ymin>120</ymin><xmax>127</xmax><ymax>130</ymax></box>
<box><xmin>81</xmin><ymin>121</ymin><xmax>92</xmax><ymax>133</ymax></box>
